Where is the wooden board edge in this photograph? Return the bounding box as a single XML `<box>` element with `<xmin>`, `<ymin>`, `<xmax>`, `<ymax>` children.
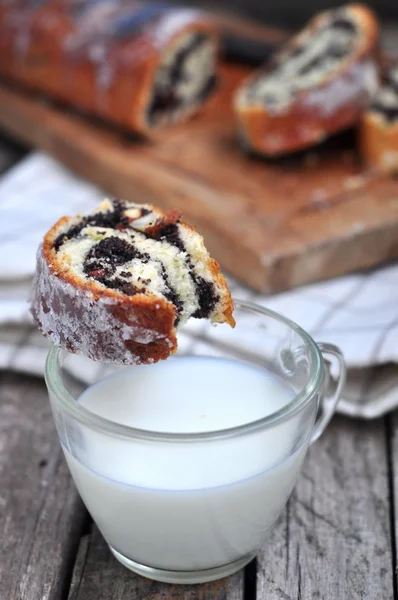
<box><xmin>1</xmin><ymin>83</ymin><xmax>398</xmax><ymax>293</ymax></box>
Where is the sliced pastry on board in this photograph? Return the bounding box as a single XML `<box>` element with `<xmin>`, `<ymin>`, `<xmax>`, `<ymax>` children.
<box><xmin>234</xmin><ymin>4</ymin><xmax>380</xmax><ymax>156</ymax></box>
<box><xmin>2</xmin><ymin>1</ymin><xmax>398</xmax><ymax>179</ymax></box>
<box><xmin>360</xmin><ymin>65</ymin><xmax>398</xmax><ymax>174</ymax></box>
<box><xmin>31</xmin><ymin>199</ymin><xmax>234</xmax><ymax>366</ymax></box>
<box><xmin>0</xmin><ymin>1</ymin><xmax>218</xmax><ymax>135</ymax></box>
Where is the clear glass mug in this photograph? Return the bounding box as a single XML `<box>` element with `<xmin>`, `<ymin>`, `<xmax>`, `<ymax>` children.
<box><xmin>45</xmin><ymin>300</ymin><xmax>346</xmax><ymax>585</ymax></box>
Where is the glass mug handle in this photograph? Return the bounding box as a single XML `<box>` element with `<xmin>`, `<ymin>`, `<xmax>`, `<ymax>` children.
<box><xmin>310</xmin><ymin>342</ymin><xmax>347</xmax><ymax>445</ymax></box>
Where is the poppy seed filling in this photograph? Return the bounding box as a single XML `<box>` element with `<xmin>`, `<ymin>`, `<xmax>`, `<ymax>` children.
<box><xmin>147</xmin><ymin>31</ymin><xmax>217</xmax><ymax>127</ymax></box>
<box><xmin>54</xmin><ymin>199</ymin><xmax>220</xmax><ymax>324</ymax></box>
<box><xmin>238</xmin><ymin>9</ymin><xmax>361</xmax><ymax>113</ymax></box>
<box><xmin>369</xmin><ymin>67</ymin><xmax>398</xmax><ymax>123</ymax></box>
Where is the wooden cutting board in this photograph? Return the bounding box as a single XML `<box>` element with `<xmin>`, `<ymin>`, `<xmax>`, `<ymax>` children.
<box><xmin>1</xmin><ymin>62</ymin><xmax>398</xmax><ymax>293</ymax></box>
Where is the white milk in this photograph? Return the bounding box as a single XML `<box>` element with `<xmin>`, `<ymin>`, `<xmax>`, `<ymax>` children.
<box><xmin>63</xmin><ymin>357</ymin><xmax>310</xmax><ymax>571</ymax></box>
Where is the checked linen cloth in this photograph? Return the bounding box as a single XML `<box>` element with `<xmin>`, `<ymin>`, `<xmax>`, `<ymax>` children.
<box><xmin>1</xmin><ymin>153</ymin><xmax>398</xmax><ymax>419</ymax></box>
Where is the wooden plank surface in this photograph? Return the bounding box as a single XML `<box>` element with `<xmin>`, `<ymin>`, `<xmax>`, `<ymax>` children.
<box><xmin>257</xmin><ymin>415</ymin><xmax>394</xmax><ymax>599</ymax></box>
<box><xmin>0</xmin><ymin>370</ymin><xmax>245</xmax><ymax>600</ymax></box>
<box><xmin>68</xmin><ymin>527</ymin><xmax>244</xmax><ymax>600</ymax></box>
<box><xmin>1</xmin><ymin>61</ymin><xmax>398</xmax><ymax>293</ymax></box>
<box><xmin>390</xmin><ymin>412</ymin><xmax>398</xmax><ymax>597</ymax></box>
<box><xmin>1</xmin><ymin>369</ymin><xmax>395</xmax><ymax>599</ymax></box>
<box><xmin>0</xmin><ymin>374</ymin><xmax>88</xmax><ymax>600</ymax></box>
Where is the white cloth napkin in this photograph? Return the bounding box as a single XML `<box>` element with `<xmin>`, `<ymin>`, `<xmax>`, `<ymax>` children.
<box><xmin>1</xmin><ymin>152</ymin><xmax>398</xmax><ymax>417</ymax></box>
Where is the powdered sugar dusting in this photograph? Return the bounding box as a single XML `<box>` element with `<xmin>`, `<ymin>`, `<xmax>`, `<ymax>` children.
<box><xmin>153</xmin><ymin>10</ymin><xmax>202</xmax><ymax>48</ymax></box>
<box><xmin>31</xmin><ymin>246</ymin><xmax>171</xmax><ymax>366</ymax></box>
<box><xmin>303</xmin><ymin>59</ymin><xmax>378</xmax><ymax>117</ymax></box>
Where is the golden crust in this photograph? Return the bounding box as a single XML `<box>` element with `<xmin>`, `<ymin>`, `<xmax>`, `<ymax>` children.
<box><xmin>31</xmin><ymin>201</ymin><xmax>234</xmax><ymax>365</ymax></box>
<box><xmin>205</xmin><ymin>256</ymin><xmax>235</xmax><ymax>326</ymax></box>
<box><xmin>360</xmin><ymin>99</ymin><xmax>398</xmax><ymax>175</ymax></box>
<box><xmin>234</xmin><ymin>4</ymin><xmax>380</xmax><ymax>156</ymax></box>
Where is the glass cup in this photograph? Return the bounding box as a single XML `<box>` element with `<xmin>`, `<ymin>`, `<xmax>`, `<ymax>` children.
<box><xmin>45</xmin><ymin>300</ymin><xmax>346</xmax><ymax>585</ymax></box>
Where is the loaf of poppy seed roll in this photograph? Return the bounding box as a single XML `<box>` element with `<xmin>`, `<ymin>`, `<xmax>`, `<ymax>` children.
<box><xmin>360</xmin><ymin>65</ymin><xmax>398</xmax><ymax>174</ymax></box>
<box><xmin>0</xmin><ymin>1</ymin><xmax>218</xmax><ymax>135</ymax></box>
<box><xmin>30</xmin><ymin>199</ymin><xmax>235</xmax><ymax>365</ymax></box>
<box><xmin>234</xmin><ymin>4</ymin><xmax>380</xmax><ymax>157</ymax></box>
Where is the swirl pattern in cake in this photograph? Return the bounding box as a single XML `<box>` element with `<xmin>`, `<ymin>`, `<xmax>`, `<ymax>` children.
<box><xmin>31</xmin><ymin>199</ymin><xmax>234</xmax><ymax>365</ymax></box>
<box><xmin>234</xmin><ymin>4</ymin><xmax>379</xmax><ymax>156</ymax></box>
<box><xmin>0</xmin><ymin>1</ymin><xmax>218</xmax><ymax>134</ymax></box>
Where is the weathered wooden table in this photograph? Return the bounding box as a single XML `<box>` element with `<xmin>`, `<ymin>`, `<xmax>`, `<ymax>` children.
<box><xmin>0</xmin><ymin>126</ymin><xmax>396</xmax><ymax>598</ymax></box>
